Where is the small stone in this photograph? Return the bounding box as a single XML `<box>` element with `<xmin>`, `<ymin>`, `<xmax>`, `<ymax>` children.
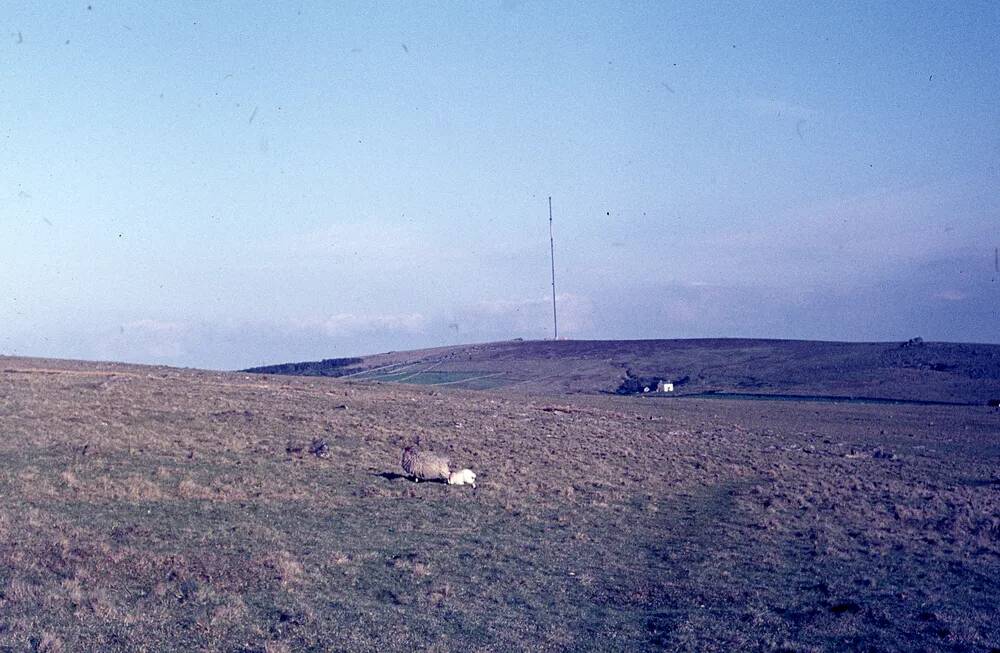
<box><xmin>309</xmin><ymin>438</ymin><xmax>330</xmax><ymax>458</ymax></box>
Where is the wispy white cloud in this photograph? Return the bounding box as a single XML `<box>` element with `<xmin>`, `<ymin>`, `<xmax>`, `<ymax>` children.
<box><xmin>112</xmin><ymin>319</ymin><xmax>191</xmax><ymax>359</ymax></box>
<box><xmin>666</xmin><ymin>178</ymin><xmax>1000</xmax><ymax>291</ymax></box>
<box><xmin>311</xmin><ymin>312</ymin><xmax>429</xmax><ymax>335</ymax></box>
<box><xmin>454</xmin><ymin>293</ymin><xmax>595</xmax><ymax>339</ymax></box>
<box><xmin>80</xmin><ymin>311</ymin><xmax>434</xmax><ymax>369</ymax></box>
<box><xmin>122</xmin><ymin>319</ymin><xmax>189</xmax><ymax>335</ymax></box>
<box><xmin>584</xmin><ymin>253</ymin><xmax>999</xmax><ymax>344</ymax></box>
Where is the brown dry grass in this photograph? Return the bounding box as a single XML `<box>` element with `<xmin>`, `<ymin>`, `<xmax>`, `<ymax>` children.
<box><xmin>0</xmin><ymin>355</ymin><xmax>997</xmax><ymax>651</ymax></box>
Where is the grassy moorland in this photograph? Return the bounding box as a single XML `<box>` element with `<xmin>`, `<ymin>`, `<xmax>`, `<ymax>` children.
<box><xmin>245</xmin><ymin>338</ymin><xmax>1000</xmax><ymax>404</ymax></box>
<box><xmin>0</xmin><ymin>356</ymin><xmax>997</xmax><ymax>651</ymax></box>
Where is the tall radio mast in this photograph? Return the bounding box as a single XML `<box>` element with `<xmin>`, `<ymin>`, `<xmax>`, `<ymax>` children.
<box><xmin>548</xmin><ymin>196</ymin><xmax>558</xmax><ymax>340</ymax></box>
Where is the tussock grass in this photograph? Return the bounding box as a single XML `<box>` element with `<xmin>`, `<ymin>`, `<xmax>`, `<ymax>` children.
<box><xmin>0</xmin><ymin>357</ymin><xmax>997</xmax><ymax>650</ymax></box>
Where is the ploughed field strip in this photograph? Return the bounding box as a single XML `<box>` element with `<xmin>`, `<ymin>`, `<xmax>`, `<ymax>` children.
<box><xmin>348</xmin><ymin>367</ymin><xmax>514</xmax><ymax>390</ymax></box>
<box><xmin>0</xmin><ymin>357</ymin><xmax>997</xmax><ymax>651</ymax></box>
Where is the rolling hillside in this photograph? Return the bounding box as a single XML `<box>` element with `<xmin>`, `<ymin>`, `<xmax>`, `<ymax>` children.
<box><xmin>245</xmin><ymin>338</ymin><xmax>1000</xmax><ymax>405</ymax></box>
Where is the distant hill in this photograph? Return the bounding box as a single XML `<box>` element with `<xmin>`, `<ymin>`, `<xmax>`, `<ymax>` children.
<box><xmin>244</xmin><ymin>338</ymin><xmax>1000</xmax><ymax>405</ymax></box>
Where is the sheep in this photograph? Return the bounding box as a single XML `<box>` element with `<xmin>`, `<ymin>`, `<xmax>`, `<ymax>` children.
<box><xmin>400</xmin><ymin>446</ymin><xmax>451</xmax><ymax>482</ymax></box>
<box><xmin>448</xmin><ymin>468</ymin><xmax>476</xmax><ymax>488</ymax></box>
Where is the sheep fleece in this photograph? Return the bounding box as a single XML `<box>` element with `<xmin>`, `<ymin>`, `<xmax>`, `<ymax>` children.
<box><xmin>400</xmin><ymin>447</ymin><xmax>451</xmax><ymax>481</ymax></box>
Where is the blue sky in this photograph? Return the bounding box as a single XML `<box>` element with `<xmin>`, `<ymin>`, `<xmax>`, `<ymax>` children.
<box><xmin>2</xmin><ymin>1</ymin><xmax>998</xmax><ymax>368</ymax></box>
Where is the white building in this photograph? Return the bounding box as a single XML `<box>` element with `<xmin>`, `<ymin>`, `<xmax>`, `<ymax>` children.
<box><xmin>656</xmin><ymin>380</ymin><xmax>674</xmax><ymax>393</ymax></box>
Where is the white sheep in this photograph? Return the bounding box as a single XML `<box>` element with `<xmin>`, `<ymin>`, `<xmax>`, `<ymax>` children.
<box><xmin>447</xmin><ymin>468</ymin><xmax>476</xmax><ymax>488</ymax></box>
<box><xmin>400</xmin><ymin>446</ymin><xmax>451</xmax><ymax>482</ymax></box>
